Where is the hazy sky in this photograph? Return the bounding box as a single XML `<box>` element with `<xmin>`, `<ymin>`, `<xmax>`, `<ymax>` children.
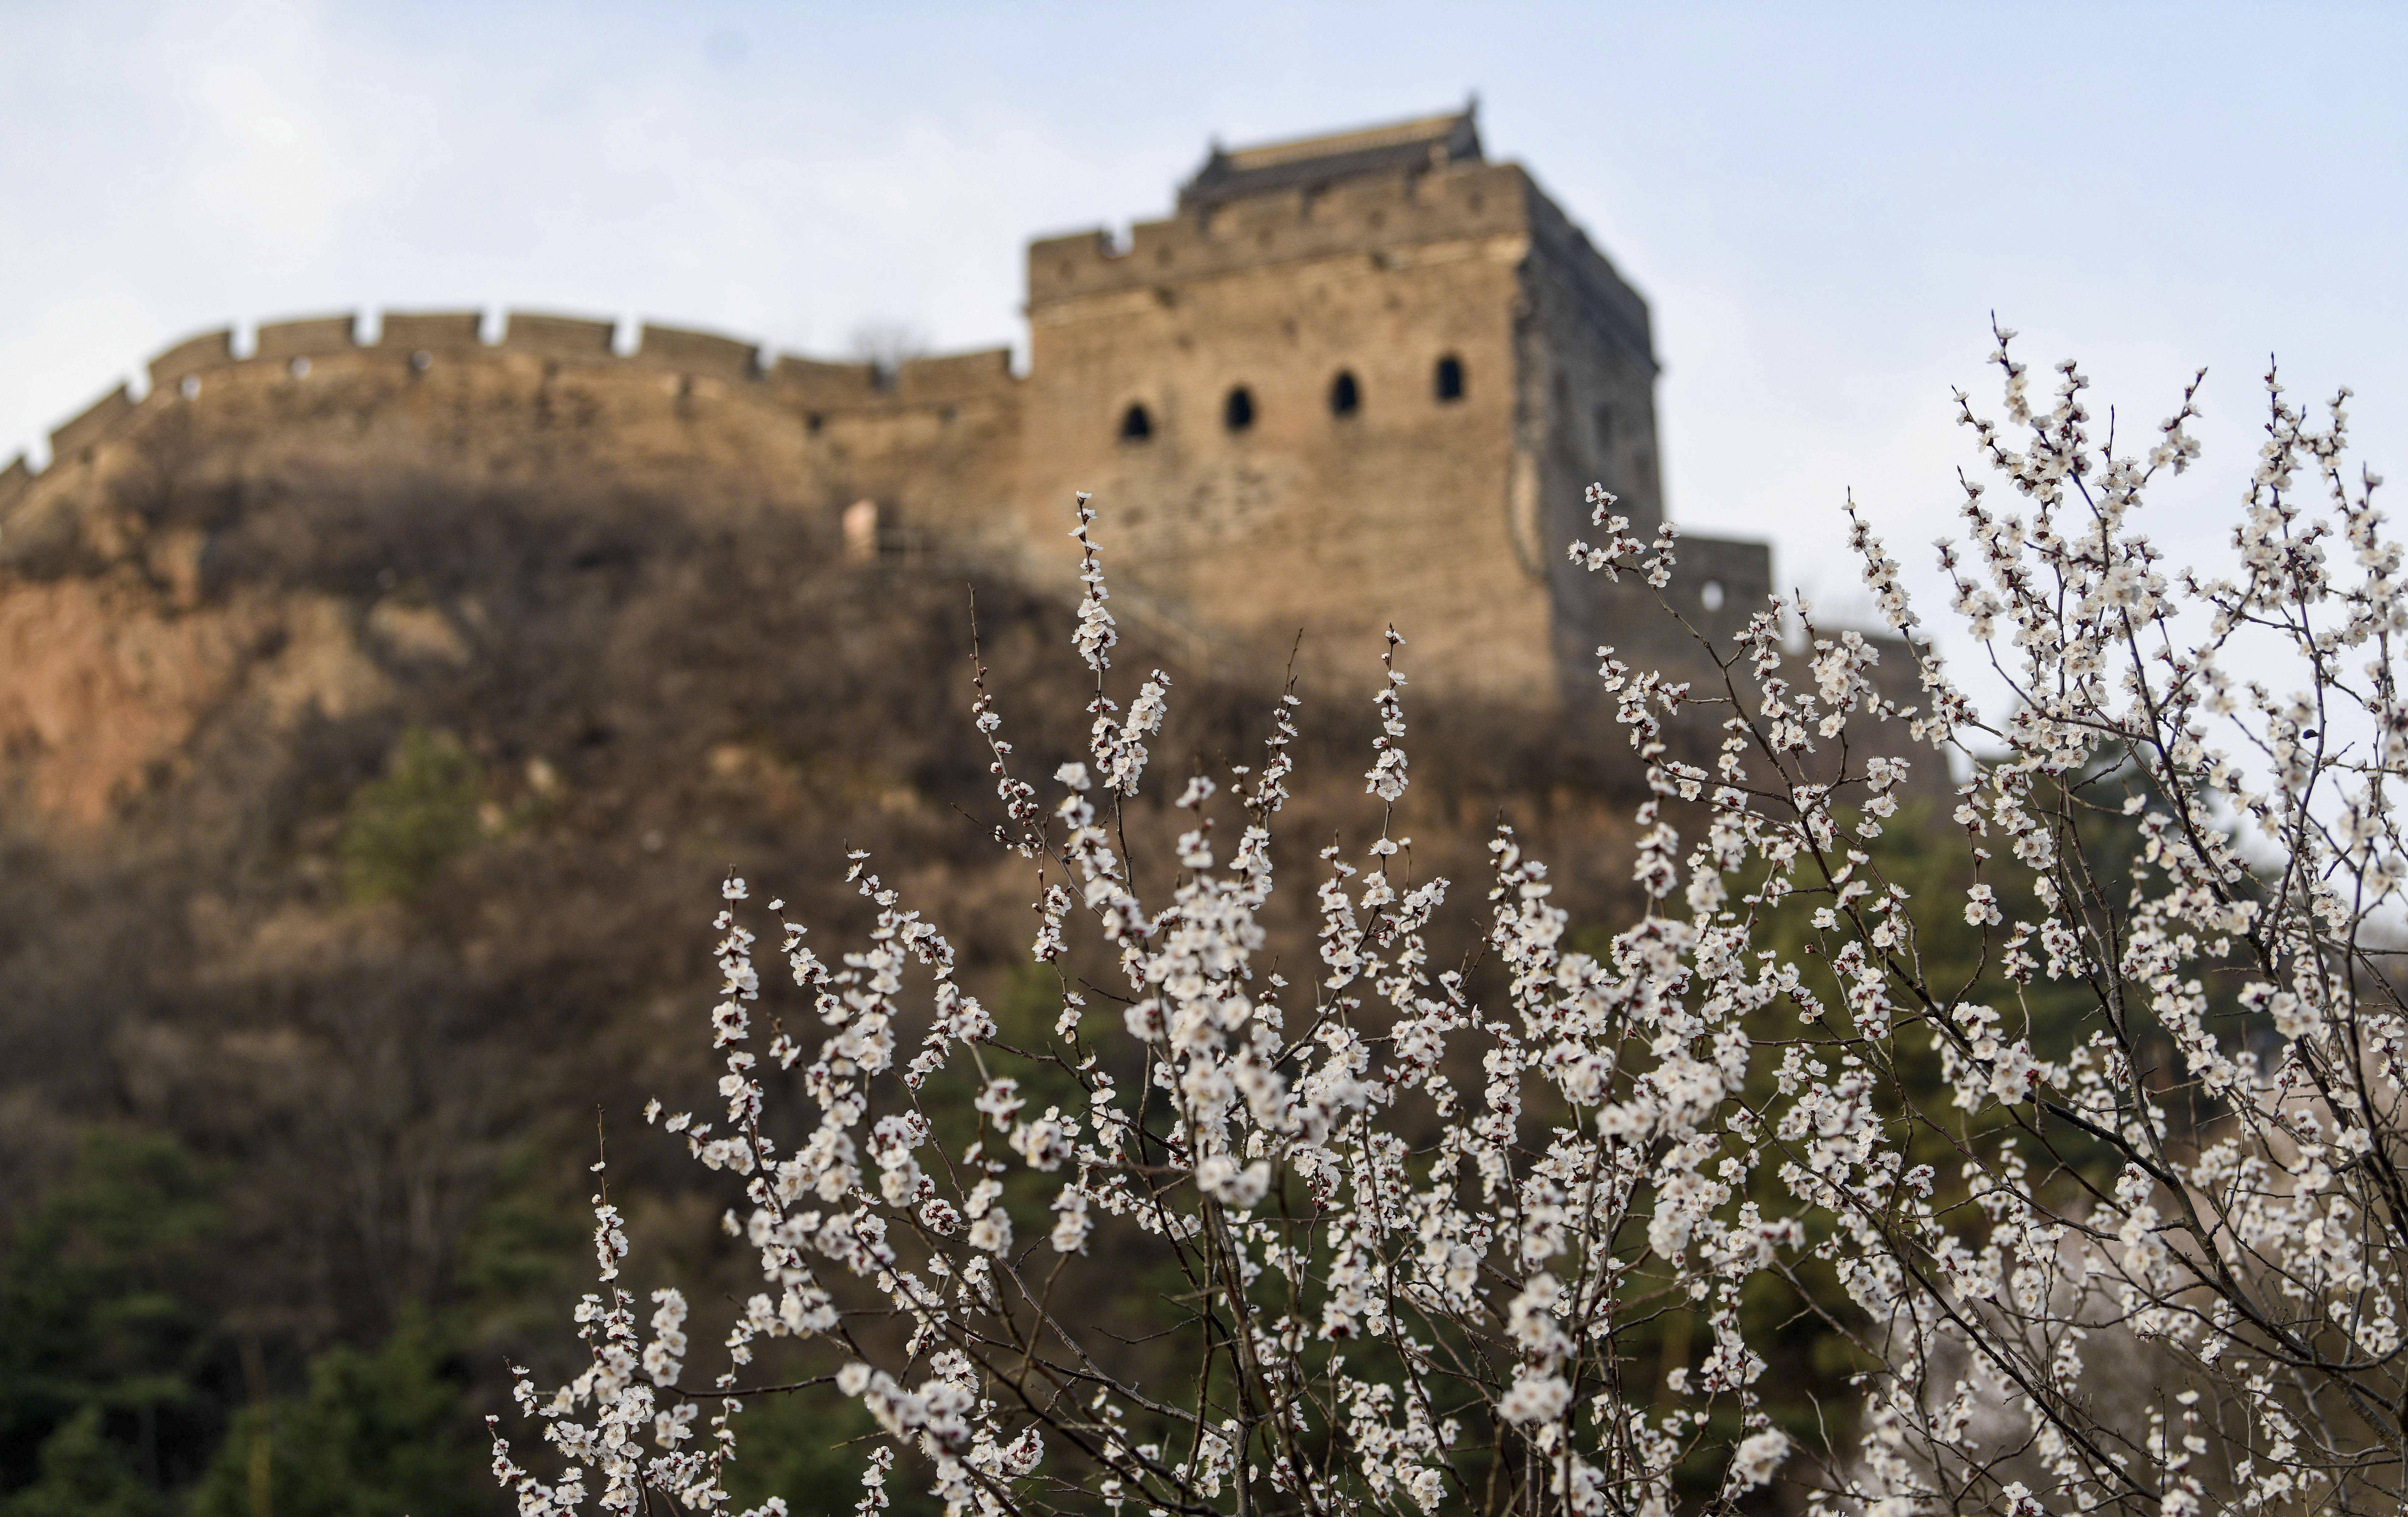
<box><xmin>5</xmin><ymin>0</ymin><xmax>2403</xmax><ymax>628</ymax></box>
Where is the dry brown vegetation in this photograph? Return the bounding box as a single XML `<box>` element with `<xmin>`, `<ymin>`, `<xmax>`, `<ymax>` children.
<box><xmin>0</xmin><ymin>456</ymin><xmax>1652</xmax><ymax>1511</ymax></box>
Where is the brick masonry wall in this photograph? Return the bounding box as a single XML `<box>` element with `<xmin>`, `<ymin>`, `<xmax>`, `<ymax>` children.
<box><xmin>1019</xmin><ymin>171</ymin><xmax>1548</xmax><ymax>699</ymax></box>
<box><xmin>1</xmin><ymin>147</ymin><xmax>1814</xmax><ymax>726</ymax></box>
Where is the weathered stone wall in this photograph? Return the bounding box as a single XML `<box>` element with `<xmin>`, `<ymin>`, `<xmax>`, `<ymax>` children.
<box><xmin>1</xmin><ymin>314</ymin><xmax>1026</xmax><ymax>587</ymax></box>
<box><xmin>0</xmin><ymin>144</ymin><xmax>1798</xmax><ymax>721</ymax></box>
<box><xmin>1516</xmin><ymin>190</ymin><xmax>1663</xmax><ymax>704</ymax></box>
<box><xmin>1021</xmin><ymin>158</ymin><xmax>1547</xmax><ymax>697</ymax></box>
<box><xmin>1028</xmin><ymin>157</ymin><xmax>1528</xmax><ymax>308</ymax></box>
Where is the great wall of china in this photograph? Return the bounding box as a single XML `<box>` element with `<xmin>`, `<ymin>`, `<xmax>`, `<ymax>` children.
<box><xmin>3</xmin><ymin>304</ymin><xmax>1018</xmax><ymax>521</ymax></box>
<box><xmin>1</xmin><ymin>110</ymin><xmax>1914</xmax><ymax>728</ymax></box>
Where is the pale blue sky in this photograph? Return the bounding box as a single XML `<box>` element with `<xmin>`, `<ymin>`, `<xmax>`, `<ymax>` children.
<box><xmin>4</xmin><ymin>1</ymin><xmax>2402</xmax><ymax>625</ymax></box>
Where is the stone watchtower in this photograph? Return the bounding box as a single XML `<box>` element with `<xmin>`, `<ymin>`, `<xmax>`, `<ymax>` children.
<box><xmin>1014</xmin><ymin>108</ymin><xmax>1768</xmax><ymax>706</ymax></box>
<box><xmin>0</xmin><ymin>107</ymin><xmax>1782</xmax><ymax>721</ymax></box>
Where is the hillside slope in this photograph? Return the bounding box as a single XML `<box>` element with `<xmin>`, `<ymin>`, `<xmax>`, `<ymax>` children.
<box><xmin>0</xmin><ymin>423</ymin><xmax>1656</xmax><ymax>1506</ymax></box>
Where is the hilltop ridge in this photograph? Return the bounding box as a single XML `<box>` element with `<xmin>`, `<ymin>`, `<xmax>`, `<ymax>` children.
<box><xmin>5</xmin><ymin>107</ymin><xmax>1806</xmax><ymax>711</ymax></box>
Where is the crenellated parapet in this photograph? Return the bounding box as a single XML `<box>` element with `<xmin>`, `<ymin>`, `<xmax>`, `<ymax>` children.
<box><xmin>254</xmin><ymin>315</ymin><xmax>359</xmax><ymax>362</ymax></box>
<box><xmin>770</xmin><ymin>355</ymin><xmax>881</xmax><ymax>408</ymax></box>
<box><xmin>635</xmin><ymin>322</ymin><xmax>760</xmax><ymax>383</ymax></box>
<box><xmin>2</xmin><ymin>308</ymin><xmax>1026</xmax><ymax>516</ymax></box>
<box><xmin>493</xmin><ymin>312</ymin><xmax>610</xmax><ymax>359</ymax></box>
<box><xmin>48</xmin><ymin>385</ymin><xmax>135</xmax><ymax>465</ymax></box>
<box><xmin>378</xmin><ymin>311</ymin><xmax>484</xmax><ymax>353</ymax></box>
<box><xmin>893</xmin><ymin>349</ymin><xmax>1014</xmax><ymax>407</ymax></box>
<box><xmin>1027</xmin><ymin>158</ymin><xmax>1530</xmax><ymax>312</ymax></box>
<box><xmin>0</xmin><ymin>107</ymin><xmax>1817</xmax><ymax>730</ymax></box>
<box><xmin>147</xmin><ymin>331</ymin><xmax>235</xmax><ymax>389</ymax></box>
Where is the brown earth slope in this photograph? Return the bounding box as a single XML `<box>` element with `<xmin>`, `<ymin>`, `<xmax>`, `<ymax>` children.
<box><xmin>0</xmin><ymin>423</ymin><xmax>1656</xmax><ymax>1404</ymax></box>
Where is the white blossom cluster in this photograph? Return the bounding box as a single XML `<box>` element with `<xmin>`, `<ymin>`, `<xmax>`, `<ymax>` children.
<box><xmin>497</xmin><ymin>335</ymin><xmax>2408</xmax><ymax>1515</ymax></box>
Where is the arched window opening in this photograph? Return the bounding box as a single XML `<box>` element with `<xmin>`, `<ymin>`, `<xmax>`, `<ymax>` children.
<box><xmin>1119</xmin><ymin>403</ymin><xmax>1153</xmax><ymax>442</ymax></box>
<box><xmin>1700</xmin><ymin>580</ymin><xmax>1727</xmax><ymax>613</ymax></box>
<box><xmin>1224</xmin><ymin>386</ymin><xmax>1255</xmax><ymax>432</ymax></box>
<box><xmin>1328</xmin><ymin>370</ymin><xmax>1361</xmax><ymax>418</ymax></box>
<box><xmin>1434</xmin><ymin>355</ymin><xmax>1465</xmax><ymax>402</ymax></box>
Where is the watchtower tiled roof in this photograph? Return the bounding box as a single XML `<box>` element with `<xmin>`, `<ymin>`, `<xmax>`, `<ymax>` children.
<box><xmin>1176</xmin><ymin>107</ymin><xmax>1483</xmax><ymax>212</ymax></box>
